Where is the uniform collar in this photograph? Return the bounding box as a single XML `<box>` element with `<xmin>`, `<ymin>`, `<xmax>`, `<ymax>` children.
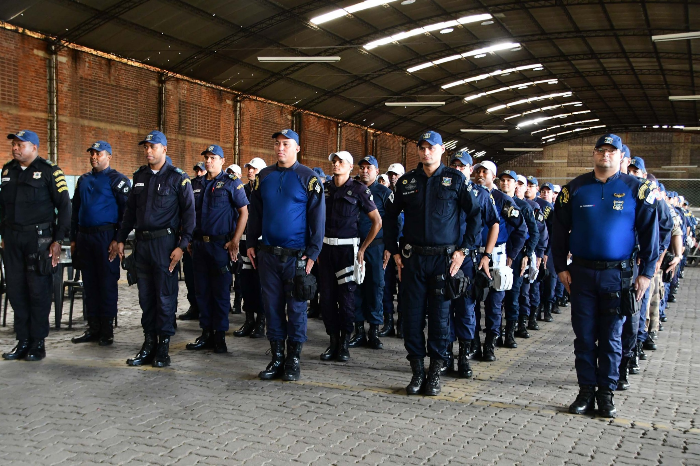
<box><xmin>416</xmin><ymin>162</ymin><xmax>446</xmax><ymax>178</ymax></box>
<box><xmin>275</xmin><ymin>160</ymin><xmax>299</xmax><ymax>172</ymax></box>
<box><xmin>92</xmin><ymin>166</ymin><xmax>112</xmax><ymax>175</ymax></box>
<box><xmin>590</xmin><ymin>170</ymin><xmax>621</xmax><ymax>184</ymax></box>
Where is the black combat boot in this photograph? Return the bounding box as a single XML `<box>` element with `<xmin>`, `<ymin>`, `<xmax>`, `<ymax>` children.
<box><xmin>568</xmin><ymin>385</ymin><xmax>596</xmax><ymax>415</ymax></box>
<box><xmin>636</xmin><ymin>340</ymin><xmax>646</xmax><ymax>363</ymax></box>
<box><xmin>542</xmin><ymin>302</ymin><xmax>554</xmax><ymax>322</ymax></box>
<box><xmin>348</xmin><ymin>322</ymin><xmax>367</xmax><ymax>348</ymax></box>
<box><xmin>320</xmin><ymin>333</ymin><xmax>339</xmax><ymax>361</ymax></box>
<box><xmin>424</xmin><ymin>359</ymin><xmax>445</xmax><ymax>396</ymax></box>
<box><xmin>504</xmin><ymin>320</ymin><xmax>518</xmax><ymax>348</ymax></box>
<box><xmin>186</xmin><ymin>329</ymin><xmax>213</xmax><ymax>350</ymax></box>
<box><xmin>616</xmin><ymin>357</ymin><xmax>630</xmax><ymax>391</ymax></box>
<box><xmin>481</xmin><ymin>331</ymin><xmax>497</xmax><ymax>362</ymax></box>
<box><xmin>25</xmin><ymin>339</ymin><xmax>46</xmax><ymax>361</ymax></box>
<box><xmin>629</xmin><ymin>343</ymin><xmax>641</xmax><ymax>374</ymax></box>
<box><xmin>213</xmin><ymin>330</ymin><xmax>227</xmax><ymax>354</ymax></box>
<box><xmin>230</xmin><ymin>294</ymin><xmax>242</xmax><ymax>314</ymax></box>
<box><xmin>99</xmin><ymin>316</ymin><xmax>114</xmax><ymax>346</ymax></box>
<box><xmin>127</xmin><ymin>334</ymin><xmax>157</xmax><ymax>366</ymax></box>
<box><xmin>152</xmin><ymin>335</ymin><xmax>171</xmax><ymax>368</ymax></box>
<box><xmin>596</xmin><ymin>388</ymin><xmax>617</xmax><ymax>418</ymax></box>
<box><xmin>71</xmin><ymin>317</ymin><xmax>101</xmax><ymax>344</ymax></box>
<box><xmin>178</xmin><ymin>305</ymin><xmax>199</xmax><ymax>320</ymax></box>
<box><xmin>233</xmin><ymin>310</ymin><xmax>255</xmax><ymax>337</ymax></box>
<box><xmin>396</xmin><ymin>312</ymin><xmax>404</xmax><ymax>338</ymax></box>
<box><xmin>457</xmin><ymin>339</ymin><xmax>473</xmax><ymax>378</ymax></box>
<box><xmin>250</xmin><ymin>312</ymin><xmax>266</xmax><ymax>339</ymax></box>
<box><xmin>527</xmin><ymin>309</ymin><xmax>540</xmax><ymax>330</ymax></box>
<box><xmin>643</xmin><ymin>332</ymin><xmax>657</xmax><ymax>351</ymax></box>
<box><xmin>660</xmin><ymin>315</ymin><xmax>668</xmax><ymax>322</ymax></box>
<box><xmin>551</xmin><ymin>301</ymin><xmax>561</xmax><ymax>314</ymax></box>
<box><xmin>558</xmin><ymin>297</ymin><xmax>569</xmax><ymax>308</ymax></box>
<box><xmin>470</xmin><ymin>332</ymin><xmax>482</xmax><ymax>360</ymax></box>
<box><xmin>515</xmin><ymin>315</ymin><xmax>530</xmax><ymax>338</ymax></box>
<box><xmin>282</xmin><ymin>341</ymin><xmax>302</xmax><ymax>381</ymax></box>
<box><xmin>495</xmin><ymin>326</ymin><xmax>505</xmax><ymax>347</ymax></box>
<box><xmin>259</xmin><ymin>340</ymin><xmax>285</xmax><ymax>380</ymax></box>
<box><xmin>306</xmin><ymin>294</ymin><xmax>320</xmax><ymax>319</ymax></box>
<box><xmin>2</xmin><ymin>340</ymin><xmax>30</xmax><ymax>360</ymax></box>
<box><xmin>406</xmin><ymin>359</ymin><xmax>425</xmax><ymax>395</ymax></box>
<box><xmin>337</xmin><ymin>330</ymin><xmax>351</xmax><ymax>362</ymax></box>
<box><xmin>442</xmin><ymin>342</ymin><xmax>454</xmax><ymax>374</ymax></box>
<box><xmin>378</xmin><ymin>312</ymin><xmax>395</xmax><ymax>337</ymax></box>
<box><xmin>367</xmin><ymin>323</ymin><xmax>383</xmax><ymax>350</ymax></box>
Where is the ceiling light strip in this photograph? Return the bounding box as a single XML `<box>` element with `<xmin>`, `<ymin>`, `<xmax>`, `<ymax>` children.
<box><xmin>442</xmin><ymin>64</ymin><xmax>544</xmax><ymax>89</ymax></box>
<box><xmin>310</xmin><ymin>0</ymin><xmax>400</xmax><ymax>25</ymax></box>
<box><xmin>541</xmin><ymin>124</ymin><xmax>606</xmax><ymax>140</ymax></box>
<box><xmin>258</xmin><ymin>56</ymin><xmax>341</xmax><ymax>62</ymax></box>
<box><xmin>486</xmin><ymin>91</ymin><xmax>572</xmax><ymax>113</ymax></box>
<box><xmin>407</xmin><ymin>42</ymin><xmax>520</xmax><ymax>73</ymax></box>
<box><xmin>463</xmin><ymin>79</ymin><xmax>558</xmax><ymax>102</ymax></box>
<box><xmin>384</xmin><ymin>101</ymin><xmax>445</xmax><ymax>106</ymax></box>
<box><xmin>503</xmin><ymin>148</ymin><xmax>543</xmax><ymax>152</ymax></box>
<box><xmin>460</xmin><ymin>129</ymin><xmax>508</xmax><ymax>133</ymax></box>
<box><xmin>651</xmin><ymin>31</ymin><xmax>700</xmax><ymax>42</ymax></box>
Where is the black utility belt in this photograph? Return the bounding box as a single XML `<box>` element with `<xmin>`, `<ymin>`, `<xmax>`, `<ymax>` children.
<box><xmin>193</xmin><ymin>232</ymin><xmax>227</xmax><ymax>243</ymax></box>
<box><xmin>79</xmin><ymin>224</ymin><xmax>117</xmax><ymax>234</ymax></box>
<box><xmin>408</xmin><ymin>244</ymin><xmax>456</xmax><ymax>256</ymax></box>
<box><xmin>368</xmin><ymin>237</ymin><xmax>384</xmax><ymax>248</ymax></box>
<box><xmin>135</xmin><ymin>228</ymin><xmax>173</xmax><ymax>241</ymax></box>
<box><xmin>8</xmin><ymin>222</ymin><xmax>52</xmax><ymax>233</ymax></box>
<box><xmin>572</xmin><ymin>256</ymin><xmax>634</xmax><ymax>270</ymax></box>
<box><xmin>259</xmin><ymin>244</ymin><xmax>302</xmax><ymax>257</ymax></box>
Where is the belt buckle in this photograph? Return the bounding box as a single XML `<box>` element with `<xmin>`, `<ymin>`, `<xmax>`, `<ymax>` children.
<box><xmin>203</xmin><ymin>236</ymin><xmax>210</xmax><ymax>242</ymax></box>
<box><xmin>143</xmin><ymin>231</ymin><xmax>151</xmax><ymax>239</ymax></box>
<box><xmin>273</xmin><ymin>246</ymin><xmax>283</xmax><ymax>256</ymax></box>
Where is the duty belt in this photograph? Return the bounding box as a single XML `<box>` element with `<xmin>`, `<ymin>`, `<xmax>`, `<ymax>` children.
<box><xmin>323</xmin><ymin>237</ymin><xmax>358</xmax><ymax>246</ymax></box>
<box><xmin>259</xmin><ymin>244</ymin><xmax>302</xmax><ymax>258</ymax></box>
<box><xmin>572</xmin><ymin>256</ymin><xmax>634</xmax><ymax>270</ymax></box>
<box><xmin>368</xmin><ymin>237</ymin><xmax>384</xmax><ymax>248</ymax></box>
<box><xmin>193</xmin><ymin>232</ymin><xmax>227</xmax><ymax>243</ymax></box>
<box><xmin>410</xmin><ymin>244</ymin><xmax>456</xmax><ymax>256</ymax></box>
<box><xmin>8</xmin><ymin>222</ymin><xmax>52</xmax><ymax>233</ymax></box>
<box><xmin>135</xmin><ymin>228</ymin><xmax>173</xmax><ymax>240</ymax></box>
<box><xmin>79</xmin><ymin>224</ymin><xmax>117</xmax><ymax>234</ymax></box>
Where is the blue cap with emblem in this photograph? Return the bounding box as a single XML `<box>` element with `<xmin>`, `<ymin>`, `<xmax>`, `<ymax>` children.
<box><xmin>498</xmin><ymin>170</ymin><xmax>518</xmax><ymax>180</ymax></box>
<box><xmin>541</xmin><ymin>182</ymin><xmax>555</xmax><ymax>191</ymax></box>
<box><xmin>621</xmin><ymin>144</ymin><xmax>631</xmax><ymax>159</ymax></box>
<box><xmin>193</xmin><ymin>161</ymin><xmax>205</xmax><ymax>171</ymax></box>
<box><xmin>417</xmin><ymin>130</ymin><xmax>442</xmax><ymax>147</ymax></box>
<box><xmin>594</xmin><ymin>133</ymin><xmax>623</xmax><ymax>151</ymax></box>
<box><xmin>450</xmin><ymin>151</ymin><xmax>473</xmax><ymax>166</ymax></box>
<box><xmin>526</xmin><ymin>175</ymin><xmax>539</xmax><ymax>186</ymax></box>
<box><xmin>312</xmin><ymin>167</ymin><xmax>327</xmax><ymax>178</ymax></box>
<box><xmin>139</xmin><ymin>130</ymin><xmax>167</xmax><ymax>146</ymax></box>
<box><xmin>87</xmin><ymin>140</ymin><xmax>112</xmax><ymax>155</ymax></box>
<box><xmin>658</xmin><ymin>182</ymin><xmax>666</xmax><ymax>192</ymax></box>
<box><xmin>629</xmin><ymin>156</ymin><xmax>646</xmax><ymax>173</ymax></box>
<box><xmin>359</xmin><ymin>155</ymin><xmax>379</xmax><ymax>168</ymax></box>
<box><xmin>201</xmin><ymin>144</ymin><xmax>224</xmax><ymax>157</ymax></box>
<box><xmin>7</xmin><ymin>129</ymin><xmax>40</xmax><ymax>148</ymax></box>
<box><xmin>272</xmin><ymin>129</ymin><xmax>300</xmax><ymax>145</ymax></box>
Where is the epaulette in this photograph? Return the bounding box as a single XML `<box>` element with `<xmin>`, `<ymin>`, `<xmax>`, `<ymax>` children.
<box><xmin>134</xmin><ymin>165</ymin><xmax>147</xmax><ymax>175</ymax></box>
<box><xmin>3</xmin><ymin>159</ymin><xmax>14</xmax><ymax>168</ymax></box>
<box><xmin>40</xmin><ymin>158</ymin><xmax>56</xmax><ymax>167</ymax></box>
<box><xmin>174</xmin><ymin>167</ymin><xmax>185</xmax><ymax>176</ymax></box>
<box><xmin>443</xmin><ymin>166</ymin><xmax>462</xmax><ymax>177</ymax></box>
<box><xmin>228</xmin><ymin>174</ymin><xmax>239</xmax><ymax>181</ymax></box>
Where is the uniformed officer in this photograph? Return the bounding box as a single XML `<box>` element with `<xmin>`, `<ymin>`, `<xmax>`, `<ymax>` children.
<box><xmin>349</xmin><ymin>156</ymin><xmax>392</xmax><ymax>351</ymax></box>
<box><xmin>247</xmin><ymin>129</ymin><xmax>325</xmax><ymax>382</ymax></box>
<box><xmin>226</xmin><ymin>164</ymin><xmax>242</xmax><ymax>178</ymax></box>
<box><xmin>178</xmin><ymin>161</ymin><xmax>206</xmax><ymax>322</ymax></box>
<box><xmin>386</xmin><ymin>163</ymin><xmax>405</xmax><ymax>192</ymax></box>
<box><xmin>1</xmin><ymin>130</ymin><xmax>71</xmax><ymax>361</ymax></box>
<box><xmin>234</xmin><ymin>157</ymin><xmax>267</xmax><ymax>338</ymax></box>
<box><xmin>307</xmin><ymin>166</ymin><xmax>329</xmax><ymax>320</ymax></box>
<box><xmin>472</xmin><ymin>161</ymin><xmax>527</xmax><ymax>361</ymax></box>
<box><xmin>185</xmin><ymin>144</ymin><xmax>248</xmax><ymax>353</ymax></box>
<box><xmin>69</xmin><ymin>140</ymin><xmax>131</xmax><ymax>346</ymax></box>
<box><xmin>109</xmin><ymin>130</ymin><xmax>196</xmax><ymax>368</ymax></box>
<box><xmin>553</xmin><ymin>134</ymin><xmax>659</xmax><ymax>418</ymax></box>
<box><xmin>499</xmin><ymin>170</ymin><xmax>539</xmax><ymax>348</ymax></box>
<box><xmin>384</xmin><ymin>130</ymin><xmax>482</xmax><ymax>396</ymax></box>
<box><xmin>537</xmin><ymin>182</ymin><xmax>560</xmax><ymax>320</ymax></box>
<box><xmin>319</xmin><ymin>151</ymin><xmax>380</xmax><ymax>361</ymax></box>
<box><xmin>378</xmin><ymin>174</ymin><xmax>390</xmax><ymax>187</ymax></box>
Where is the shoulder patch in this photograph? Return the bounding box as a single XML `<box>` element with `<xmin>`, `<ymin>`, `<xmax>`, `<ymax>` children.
<box><xmin>638</xmin><ymin>180</ymin><xmax>652</xmax><ymax>201</ymax></box>
<box><xmin>174</xmin><ymin>167</ymin><xmax>185</xmax><ymax>175</ymax></box>
<box><xmin>229</xmin><ymin>174</ymin><xmax>238</xmax><ymax>181</ymax></box>
<box><xmin>543</xmin><ymin>205</ymin><xmax>552</xmax><ymax>219</ymax></box>
<box><xmin>181</xmin><ymin>178</ymin><xmax>191</xmax><ymax>186</ymax></box>
<box><xmin>560</xmin><ymin>187</ymin><xmax>569</xmax><ymax>204</ymax></box>
<box><xmin>52</xmin><ymin>169</ymin><xmax>63</xmax><ymax>177</ymax></box>
<box><xmin>308</xmin><ymin>176</ymin><xmax>319</xmax><ymax>192</ymax></box>
<box><xmin>489</xmin><ymin>194</ymin><xmax>496</xmax><ymax>206</ymax></box>
<box><xmin>254</xmin><ymin>175</ymin><xmax>260</xmax><ymax>191</ymax></box>
<box><xmin>41</xmin><ymin>158</ymin><xmax>56</xmax><ymax>167</ymax></box>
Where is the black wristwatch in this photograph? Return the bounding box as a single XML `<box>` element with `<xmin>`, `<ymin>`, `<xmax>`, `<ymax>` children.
<box><xmin>482</xmin><ymin>252</ymin><xmax>493</xmax><ymax>260</ymax></box>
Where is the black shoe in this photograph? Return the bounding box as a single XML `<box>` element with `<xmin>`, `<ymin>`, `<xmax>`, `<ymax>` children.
<box><xmin>2</xmin><ymin>340</ymin><xmax>30</xmax><ymax>360</ymax></box>
<box><xmin>558</xmin><ymin>297</ymin><xmax>569</xmax><ymax>308</ymax></box>
<box><xmin>515</xmin><ymin>316</ymin><xmax>530</xmax><ymax>338</ymax></box>
<box><xmin>213</xmin><ymin>330</ymin><xmax>228</xmax><ymax>354</ymax></box>
<box><xmin>396</xmin><ymin>312</ymin><xmax>403</xmax><ymax>339</ymax></box>
<box><xmin>424</xmin><ymin>359</ymin><xmax>444</xmax><ymax>396</ymax></box>
<box><xmin>406</xmin><ymin>359</ymin><xmax>425</xmax><ymax>395</ymax></box>
<box><xmin>596</xmin><ymin>388</ymin><xmax>617</xmax><ymax>418</ymax></box>
<box><xmin>551</xmin><ymin>303</ymin><xmax>561</xmax><ymax>314</ymax></box>
<box><xmin>282</xmin><ymin>341</ymin><xmax>302</xmax><ymax>381</ymax></box>
<box><xmin>152</xmin><ymin>336</ymin><xmax>171</xmax><ymax>367</ymax></box>
<box><xmin>643</xmin><ymin>333</ymin><xmax>657</xmax><ymax>351</ymax></box>
<box><xmin>367</xmin><ymin>323</ymin><xmax>383</xmax><ymax>350</ymax></box>
<box><xmin>616</xmin><ymin>357</ymin><xmax>630</xmax><ymax>391</ymax></box>
<box><xmin>667</xmin><ymin>294</ymin><xmax>676</xmax><ymax>303</ymax></box>
<box><xmin>320</xmin><ymin>333</ymin><xmax>339</xmax><ymax>361</ymax></box>
<box><xmin>637</xmin><ymin>340</ymin><xmax>647</xmax><ymax>362</ymax></box>
<box><xmin>568</xmin><ymin>385</ymin><xmax>596</xmax><ymax>415</ymax></box>
<box><xmin>178</xmin><ymin>306</ymin><xmax>199</xmax><ymax>321</ymax></box>
<box><xmin>99</xmin><ymin>316</ymin><xmax>114</xmax><ymax>346</ymax></box>
<box><xmin>660</xmin><ymin>316</ymin><xmax>668</xmax><ymax>322</ymax></box>
<box><xmin>233</xmin><ymin>311</ymin><xmax>255</xmax><ymax>337</ymax></box>
<box><xmin>71</xmin><ymin>317</ymin><xmax>101</xmax><ymax>344</ymax></box>
<box><xmin>250</xmin><ymin>313</ymin><xmax>266</xmax><ymax>339</ymax></box>
<box><xmin>259</xmin><ymin>340</ymin><xmax>285</xmax><ymax>380</ymax></box>
<box><xmin>527</xmin><ymin>312</ymin><xmax>540</xmax><ymax>330</ymax></box>
<box><xmin>679</xmin><ymin>270</ymin><xmax>684</xmax><ymax>279</ymax></box>
<box><xmin>378</xmin><ymin>313</ymin><xmax>395</xmax><ymax>337</ymax></box>
<box><xmin>470</xmin><ymin>333</ymin><xmax>482</xmax><ymax>360</ymax></box>
<box><xmin>348</xmin><ymin>322</ymin><xmax>367</xmax><ymax>348</ymax></box>
<box><xmin>24</xmin><ymin>339</ymin><xmax>46</xmax><ymax>361</ymax></box>
<box><xmin>481</xmin><ymin>331</ymin><xmax>497</xmax><ymax>362</ymax></box>
<box><xmin>457</xmin><ymin>340</ymin><xmax>473</xmax><ymax>378</ymax></box>
<box><xmin>442</xmin><ymin>342</ymin><xmax>454</xmax><ymax>374</ymax></box>
<box><xmin>504</xmin><ymin>321</ymin><xmax>518</xmax><ymax>348</ymax></box>
<box><xmin>230</xmin><ymin>296</ymin><xmax>242</xmax><ymax>314</ymax></box>
<box><xmin>337</xmin><ymin>330</ymin><xmax>351</xmax><ymax>362</ymax></box>
<box><xmin>658</xmin><ymin>324</ymin><xmax>664</xmax><ymax>331</ymax></box>
<box><xmin>542</xmin><ymin>302</ymin><xmax>554</xmax><ymax>322</ymax></box>
<box><xmin>495</xmin><ymin>327</ymin><xmax>505</xmax><ymax>347</ymax></box>
<box><xmin>127</xmin><ymin>334</ymin><xmax>157</xmax><ymax>366</ymax></box>
<box><xmin>186</xmin><ymin>329</ymin><xmax>213</xmax><ymax>350</ymax></box>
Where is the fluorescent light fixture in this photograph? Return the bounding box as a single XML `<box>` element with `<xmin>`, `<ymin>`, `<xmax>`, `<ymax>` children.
<box><xmin>669</xmin><ymin>95</ymin><xmax>700</xmax><ymax>101</ymax></box>
<box><xmin>533</xmin><ymin>159</ymin><xmax>567</xmax><ymax>163</ymax></box>
<box><xmin>385</xmin><ymin>101</ymin><xmax>445</xmax><ymax>106</ymax></box>
<box><xmin>442</xmin><ymin>64</ymin><xmax>544</xmax><ymax>89</ymax></box>
<box><xmin>528</xmin><ymin>117</ymin><xmax>599</xmax><ymax>134</ymax></box>
<box><xmin>310</xmin><ymin>0</ymin><xmax>399</xmax><ymax>25</ymax></box>
<box><xmin>440</xmin><ymin>28</ymin><xmax>453</xmax><ymax>34</ymax></box>
<box><xmin>540</xmin><ymin>124</ymin><xmax>606</xmax><ymax>140</ymax></box>
<box><xmin>503</xmin><ymin>148</ymin><xmax>543</xmax><ymax>152</ymax></box>
<box><xmin>407</xmin><ymin>42</ymin><xmax>520</xmax><ymax>73</ymax></box>
<box><xmin>463</xmin><ymin>79</ymin><xmax>558</xmax><ymax>102</ymax></box>
<box><xmin>661</xmin><ymin>165</ymin><xmax>697</xmax><ymax>168</ymax></box>
<box><xmin>364</xmin><ymin>13</ymin><xmax>492</xmax><ymax>50</ymax></box>
<box><xmin>474</xmin><ymin>151</ymin><xmax>486</xmax><ymax>157</ymax></box>
<box><xmin>486</xmin><ymin>91</ymin><xmax>572</xmax><ymax>113</ymax></box>
<box><xmin>444</xmin><ymin>140</ymin><xmax>458</xmax><ymax>149</ymax></box>
<box><xmin>503</xmin><ymin>102</ymin><xmax>584</xmax><ymax>120</ymax></box>
<box><xmin>258</xmin><ymin>56</ymin><xmax>341</xmax><ymax>62</ymax></box>
<box><xmin>683</xmin><ymin>127</ymin><xmax>700</xmax><ymax>130</ymax></box>
<box><xmin>652</xmin><ymin>31</ymin><xmax>700</xmax><ymax>42</ymax></box>
<box><xmin>461</xmin><ymin>129</ymin><xmax>508</xmax><ymax>133</ymax></box>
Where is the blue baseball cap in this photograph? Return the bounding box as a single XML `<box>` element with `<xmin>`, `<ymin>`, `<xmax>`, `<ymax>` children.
<box><xmin>526</xmin><ymin>175</ymin><xmax>539</xmax><ymax>186</ymax></box>
<box><xmin>621</xmin><ymin>144</ymin><xmax>631</xmax><ymax>159</ymax></box>
<box><xmin>658</xmin><ymin>183</ymin><xmax>666</xmax><ymax>192</ymax></box>
<box><xmin>629</xmin><ymin>156</ymin><xmax>646</xmax><ymax>173</ymax></box>
<box><xmin>87</xmin><ymin>140</ymin><xmax>112</xmax><ymax>155</ymax></box>
<box><xmin>417</xmin><ymin>130</ymin><xmax>442</xmax><ymax>147</ymax></box>
<box><xmin>541</xmin><ymin>182</ymin><xmax>555</xmax><ymax>191</ymax></box>
<box><xmin>7</xmin><ymin>130</ymin><xmax>40</xmax><ymax>147</ymax></box>
<box><xmin>272</xmin><ymin>129</ymin><xmax>300</xmax><ymax>145</ymax></box>
<box><xmin>450</xmin><ymin>151</ymin><xmax>473</xmax><ymax>166</ymax></box>
<box><xmin>326</xmin><ymin>175</ymin><xmax>333</xmax><ymax>182</ymax></box>
<box><xmin>359</xmin><ymin>155</ymin><xmax>379</xmax><ymax>168</ymax></box>
<box><xmin>312</xmin><ymin>167</ymin><xmax>327</xmax><ymax>178</ymax></box>
<box><xmin>201</xmin><ymin>144</ymin><xmax>224</xmax><ymax>157</ymax></box>
<box><xmin>498</xmin><ymin>170</ymin><xmax>518</xmax><ymax>180</ymax></box>
<box><xmin>193</xmin><ymin>161</ymin><xmax>205</xmax><ymax>171</ymax></box>
<box><xmin>139</xmin><ymin>130</ymin><xmax>167</xmax><ymax>146</ymax></box>
<box><xmin>595</xmin><ymin>134</ymin><xmax>623</xmax><ymax>151</ymax></box>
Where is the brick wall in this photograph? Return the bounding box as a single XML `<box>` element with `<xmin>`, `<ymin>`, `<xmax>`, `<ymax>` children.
<box><xmin>300</xmin><ymin>113</ymin><xmax>337</xmax><ymax>171</ymax></box>
<box><xmin>374</xmin><ymin>132</ymin><xmax>404</xmax><ymax>173</ymax></box>
<box><xmin>238</xmin><ymin>98</ymin><xmax>293</xmax><ymax>168</ymax></box>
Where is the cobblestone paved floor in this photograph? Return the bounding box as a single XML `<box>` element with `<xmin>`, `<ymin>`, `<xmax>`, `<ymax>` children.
<box><xmin>0</xmin><ymin>268</ymin><xmax>699</xmax><ymax>465</ymax></box>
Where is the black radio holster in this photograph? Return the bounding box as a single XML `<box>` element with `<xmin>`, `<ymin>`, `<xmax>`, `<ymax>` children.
<box><xmin>287</xmin><ymin>255</ymin><xmax>317</xmax><ymax>301</ymax></box>
<box><xmin>121</xmin><ymin>252</ymin><xmax>138</xmax><ymax>286</ymax></box>
<box><xmin>661</xmin><ymin>253</ymin><xmax>674</xmax><ymax>283</ymax></box>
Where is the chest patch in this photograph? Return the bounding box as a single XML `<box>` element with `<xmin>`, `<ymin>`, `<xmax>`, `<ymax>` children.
<box><xmin>216</xmin><ymin>181</ymin><xmax>224</xmax><ymax>189</ymax></box>
<box><xmin>442</xmin><ymin>177</ymin><xmax>452</xmax><ymax>187</ymax></box>
<box><xmin>613</xmin><ymin>200</ymin><xmax>624</xmax><ymax>211</ymax></box>
<box><xmin>33</xmin><ymin>172</ymin><xmax>41</xmax><ymax>179</ymax></box>
<box><xmin>193</xmin><ymin>189</ymin><xmax>201</xmax><ymax>193</ymax></box>
<box><xmin>135</xmin><ymin>182</ymin><xmax>144</xmax><ymax>187</ymax></box>
<box><xmin>2</xmin><ymin>169</ymin><xmax>7</xmax><ymax>176</ymax></box>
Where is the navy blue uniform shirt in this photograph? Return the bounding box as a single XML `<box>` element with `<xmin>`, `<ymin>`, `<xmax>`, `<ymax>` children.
<box><xmin>359</xmin><ymin>179</ymin><xmax>391</xmax><ymax>241</ymax></box>
<box><xmin>461</xmin><ymin>181</ymin><xmax>499</xmax><ymax>249</ymax></box>
<box><xmin>70</xmin><ymin>167</ymin><xmax>131</xmax><ymax>241</ymax></box>
<box><xmin>526</xmin><ymin>198</ymin><xmax>549</xmax><ymax>258</ymax></box>
<box><xmin>534</xmin><ymin>197</ymin><xmax>554</xmax><ymax>255</ymax></box>
<box><xmin>325</xmin><ymin>177</ymin><xmax>377</xmax><ymax>239</ymax></box>
<box><xmin>247</xmin><ymin>161</ymin><xmax>325</xmax><ymax>261</ymax></box>
<box><xmin>192</xmin><ymin>171</ymin><xmax>249</xmax><ymax>237</ymax></box>
<box><xmin>513</xmin><ymin>196</ymin><xmax>540</xmax><ymax>257</ymax></box>
<box><xmin>116</xmin><ymin>160</ymin><xmax>196</xmax><ymax>250</ymax></box>
<box><xmin>384</xmin><ymin>163</ymin><xmax>482</xmax><ymax>255</ymax></box>
<box><xmin>481</xmin><ymin>189</ymin><xmax>527</xmax><ymax>260</ymax></box>
<box><xmin>552</xmin><ymin>171</ymin><xmax>659</xmax><ymax>278</ymax></box>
